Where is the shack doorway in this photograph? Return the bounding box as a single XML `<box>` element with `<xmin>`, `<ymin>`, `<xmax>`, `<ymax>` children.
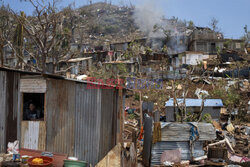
<box><xmin>20</xmin><ymin>78</ymin><xmax>47</xmax><ymax>151</ymax></box>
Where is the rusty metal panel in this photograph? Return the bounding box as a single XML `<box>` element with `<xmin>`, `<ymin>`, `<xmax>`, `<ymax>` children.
<box><xmin>6</xmin><ymin>71</ymin><xmax>19</xmax><ymax>145</ymax></box>
<box><xmin>74</xmin><ymin>83</ymin><xmax>101</xmax><ymax>165</ymax></box>
<box><xmin>46</xmin><ymin>78</ymin><xmax>75</xmax><ymax>156</ymax></box>
<box><xmin>0</xmin><ymin>71</ymin><xmax>19</xmax><ymax>153</ymax></box>
<box><xmin>0</xmin><ymin>71</ymin><xmax>7</xmax><ymax>152</ymax></box>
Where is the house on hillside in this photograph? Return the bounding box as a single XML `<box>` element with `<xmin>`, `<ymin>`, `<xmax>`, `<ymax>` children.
<box><xmin>0</xmin><ymin>67</ymin><xmax>124</xmax><ymax>165</ymax></box>
<box><xmin>189</xmin><ymin>27</ymin><xmax>244</xmax><ymax>54</ymax></box>
<box><xmin>110</xmin><ymin>41</ymin><xmax>129</xmax><ymax>51</ymax></box>
<box><xmin>165</xmin><ymin>98</ymin><xmax>224</xmax><ymax>121</ymax></box>
<box><xmin>169</xmin><ymin>51</ymin><xmax>210</xmax><ymax>70</ymax></box>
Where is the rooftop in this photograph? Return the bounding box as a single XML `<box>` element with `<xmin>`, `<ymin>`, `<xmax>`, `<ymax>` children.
<box><xmin>165</xmin><ymin>98</ymin><xmax>224</xmax><ymax>107</ymax></box>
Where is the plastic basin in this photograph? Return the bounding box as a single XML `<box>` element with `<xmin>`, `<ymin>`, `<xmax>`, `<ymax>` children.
<box><xmin>64</xmin><ymin>160</ymin><xmax>87</xmax><ymax>167</ymax></box>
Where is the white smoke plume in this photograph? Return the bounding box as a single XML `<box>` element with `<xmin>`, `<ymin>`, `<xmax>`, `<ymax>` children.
<box><xmin>133</xmin><ymin>0</ymin><xmax>188</xmax><ymax>53</ymax></box>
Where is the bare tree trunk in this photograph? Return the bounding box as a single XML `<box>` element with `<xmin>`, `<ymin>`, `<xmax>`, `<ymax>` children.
<box><xmin>0</xmin><ymin>42</ymin><xmax>3</xmax><ymax>67</ymax></box>
<box><xmin>171</xmin><ymin>80</ymin><xmax>176</xmax><ymax>121</ymax></box>
<box><xmin>198</xmin><ymin>98</ymin><xmax>205</xmax><ymax>122</ymax></box>
<box><xmin>139</xmin><ymin>91</ymin><xmax>143</xmax><ymax>128</ymax></box>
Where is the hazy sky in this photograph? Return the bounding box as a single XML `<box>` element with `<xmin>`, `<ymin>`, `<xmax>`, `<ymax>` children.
<box><xmin>2</xmin><ymin>0</ymin><xmax>250</xmax><ymax>39</ymax></box>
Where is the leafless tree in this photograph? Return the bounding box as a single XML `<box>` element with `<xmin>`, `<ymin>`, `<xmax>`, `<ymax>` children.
<box><xmin>0</xmin><ymin>5</ymin><xmax>15</xmax><ymax>66</ymax></box>
<box><xmin>243</xmin><ymin>25</ymin><xmax>250</xmax><ymax>51</ymax></box>
<box><xmin>6</xmin><ymin>0</ymin><xmax>78</xmax><ymax>73</ymax></box>
<box><xmin>209</xmin><ymin>17</ymin><xmax>219</xmax><ymax>32</ymax></box>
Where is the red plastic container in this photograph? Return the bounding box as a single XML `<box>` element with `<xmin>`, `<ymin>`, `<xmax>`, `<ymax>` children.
<box><xmin>28</xmin><ymin>156</ymin><xmax>53</xmax><ymax>167</ymax></box>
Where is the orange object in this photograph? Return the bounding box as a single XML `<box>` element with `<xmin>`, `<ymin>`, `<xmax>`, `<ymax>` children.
<box><xmin>138</xmin><ymin>126</ymin><xmax>144</xmax><ymax>140</ymax></box>
<box><xmin>28</xmin><ymin>156</ymin><xmax>53</xmax><ymax>167</ymax></box>
<box><xmin>32</xmin><ymin>158</ymin><xmax>43</xmax><ymax>164</ymax></box>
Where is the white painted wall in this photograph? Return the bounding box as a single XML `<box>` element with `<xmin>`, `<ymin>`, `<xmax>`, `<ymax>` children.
<box><xmin>185</xmin><ymin>53</ymin><xmax>209</xmax><ymax>65</ymax></box>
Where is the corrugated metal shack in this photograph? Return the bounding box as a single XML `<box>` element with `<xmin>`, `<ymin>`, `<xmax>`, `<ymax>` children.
<box><xmin>0</xmin><ymin>67</ymin><xmax>124</xmax><ymax>166</ymax></box>
<box><xmin>165</xmin><ymin>98</ymin><xmax>224</xmax><ymax>121</ymax></box>
<box><xmin>143</xmin><ymin>122</ymin><xmax>216</xmax><ymax>166</ymax></box>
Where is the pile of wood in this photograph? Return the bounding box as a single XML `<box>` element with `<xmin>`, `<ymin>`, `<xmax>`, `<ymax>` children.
<box><xmin>124</xmin><ymin>119</ymin><xmax>138</xmax><ymax>141</ymax></box>
<box><xmin>234</xmin><ymin>126</ymin><xmax>249</xmax><ymax>156</ymax></box>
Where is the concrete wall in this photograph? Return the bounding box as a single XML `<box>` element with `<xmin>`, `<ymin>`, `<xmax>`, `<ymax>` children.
<box><xmin>190</xmin><ymin>40</ymin><xmax>244</xmax><ymax>54</ymax></box>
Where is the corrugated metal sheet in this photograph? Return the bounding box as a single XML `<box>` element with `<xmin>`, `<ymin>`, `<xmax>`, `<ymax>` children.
<box><xmin>6</xmin><ymin>72</ymin><xmax>19</xmax><ymax>146</ymax></box>
<box><xmin>0</xmin><ymin>71</ymin><xmax>19</xmax><ymax>153</ymax></box>
<box><xmin>74</xmin><ymin>83</ymin><xmax>101</xmax><ymax>165</ymax></box>
<box><xmin>160</xmin><ymin>122</ymin><xmax>216</xmax><ymax>141</ymax></box>
<box><xmin>74</xmin><ymin>84</ymin><xmax>118</xmax><ymax>166</ymax></box>
<box><xmin>98</xmin><ymin>89</ymin><xmax>117</xmax><ymax>160</ymax></box>
<box><xmin>0</xmin><ymin>71</ymin><xmax>7</xmax><ymax>152</ymax></box>
<box><xmin>151</xmin><ymin>141</ymin><xmax>204</xmax><ymax>165</ymax></box>
<box><xmin>46</xmin><ymin>78</ymin><xmax>75</xmax><ymax>156</ymax></box>
<box><xmin>165</xmin><ymin>98</ymin><xmax>223</xmax><ymax>107</ymax></box>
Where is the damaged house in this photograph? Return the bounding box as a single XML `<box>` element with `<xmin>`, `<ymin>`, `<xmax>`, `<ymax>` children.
<box><xmin>189</xmin><ymin>27</ymin><xmax>244</xmax><ymax>54</ymax></box>
<box><xmin>142</xmin><ymin>118</ymin><xmax>216</xmax><ymax>166</ymax></box>
<box><xmin>0</xmin><ymin>67</ymin><xmax>124</xmax><ymax>165</ymax></box>
<box><xmin>165</xmin><ymin>98</ymin><xmax>224</xmax><ymax>121</ymax></box>
<box><xmin>169</xmin><ymin>51</ymin><xmax>210</xmax><ymax>70</ymax></box>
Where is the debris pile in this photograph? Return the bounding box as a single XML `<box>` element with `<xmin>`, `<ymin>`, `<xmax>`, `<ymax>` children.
<box><xmin>234</xmin><ymin>126</ymin><xmax>249</xmax><ymax>156</ymax></box>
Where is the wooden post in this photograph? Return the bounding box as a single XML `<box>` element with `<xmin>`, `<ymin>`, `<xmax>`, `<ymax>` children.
<box><xmin>119</xmin><ymin>87</ymin><xmax>123</xmax><ymax>143</ymax></box>
<box><xmin>139</xmin><ymin>91</ymin><xmax>143</xmax><ymax>129</ymax></box>
<box><xmin>118</xmin><ymin>86</ymin><xmax>124</xmax><ymax>167</ymax></box>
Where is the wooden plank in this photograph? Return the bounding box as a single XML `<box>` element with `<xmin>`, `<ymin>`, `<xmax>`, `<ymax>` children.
<box><xmin>20</xmin><ymin>78</ymin><xmax>47</xmax><ymax>93</ymax></box>
<box><xmin>95</xmin><ymin>144</ymin><xmax>121</xmax><ymax>167</ymax></box>
<box><xmin>21</xmin><ymin>121</ymin><xmax>46</xmax><ymax>151</ymax></box>
<box><xmin>38</xmin><ymin>122</ymin><xmax>46</xmax><ymax>151</ymax></box>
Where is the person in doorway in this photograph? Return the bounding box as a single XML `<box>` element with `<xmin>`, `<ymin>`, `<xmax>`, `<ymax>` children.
<box><xmin>23</xmin><ymin>102</ymin><xmax>42</xmax><ymax>120</ymax></box>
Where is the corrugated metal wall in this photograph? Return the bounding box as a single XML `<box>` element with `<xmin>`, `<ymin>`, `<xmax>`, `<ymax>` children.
<box><xmin>5</xmin><ymin>71</ymin><xmax>19</xmax><ymax>146</ymax></box>
<box><xmin>98</xmin><ymin>88</ymin><xmax>117</xmax><ymax>161</ymax></box>
<box><xmin>74</xmin><ymin>84</ymin><xmax>119</xmax><ymax>166</ymax></box>
<box><xmin>46</xmin><ymin>78</ymin><xmax>76</xmax><ymax>156</ymax></box>
<box><xmin>0</xmin><ymin>71</ymin><xmax>7</xmax><ymax>152</ymax></box>
<box><xmin>74</xmin><ymin>83</ymin><xmax>101</xmax><ymax>165</ymax></box>
<box><xmin>0</xmin><ymin>70</ymin><xmax>19</xmax><ymax>153</ymax></box>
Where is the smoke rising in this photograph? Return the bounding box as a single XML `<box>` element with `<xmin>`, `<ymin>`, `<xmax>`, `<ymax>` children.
<box><xmin>133</xmin><ymin>0</ymin><xmax>187</xmax><ymax>53</ymax></box>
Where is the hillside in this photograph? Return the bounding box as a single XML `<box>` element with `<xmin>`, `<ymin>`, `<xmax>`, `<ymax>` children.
<box><xmin>63</xmin><ymin>2</ymin><xmax>144</xmax><ymax>46</ymax></box>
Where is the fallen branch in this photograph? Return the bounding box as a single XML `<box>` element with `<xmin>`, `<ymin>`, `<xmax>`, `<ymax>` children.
<box><xmin>208</xmin><ymin>138</ymin><xmax>235</xmax><ymax>153</ymax></box>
